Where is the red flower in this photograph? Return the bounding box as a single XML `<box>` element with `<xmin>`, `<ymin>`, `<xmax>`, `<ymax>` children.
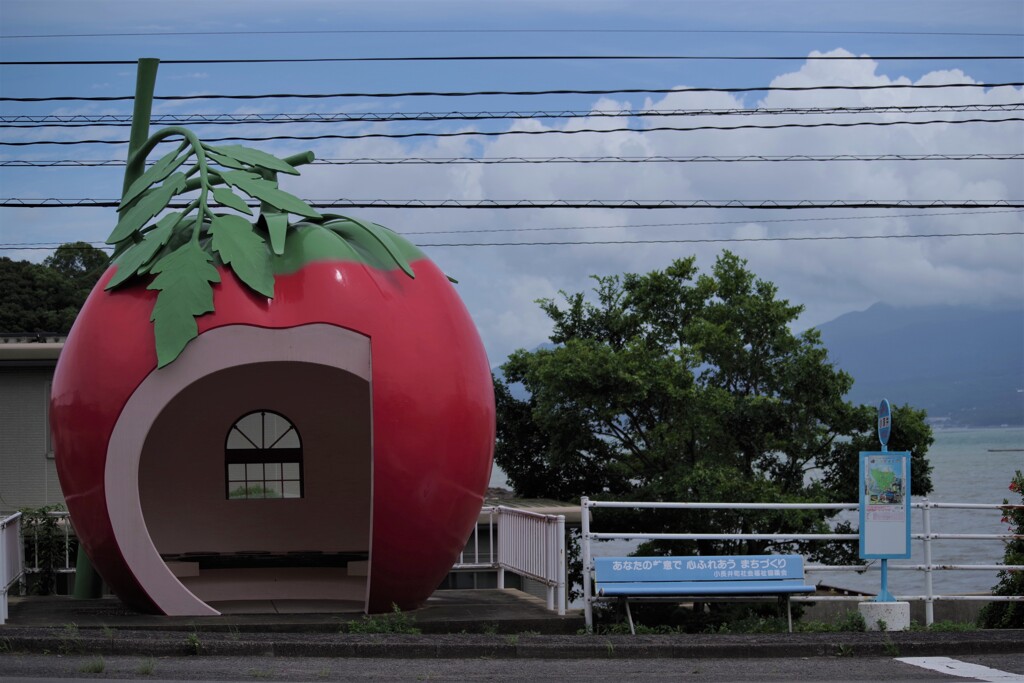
<box><xmin>1010</xmin><ymin>481</ymin><xmax>1019</xmax><ymax>492</ymax></box>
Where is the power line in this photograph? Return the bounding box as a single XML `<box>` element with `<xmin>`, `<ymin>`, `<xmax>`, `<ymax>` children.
<box><xmin>4</xmin><ymin>117</ymin><xmax>1020</xmax><ymax>146</ymax></box>
<box><xmin>399</xmin><ymin>209</ymin><xmax>1024</xmax><ymax>235</ymax></box>
<box><xmin>4</xmin><ymin>153</ymin><xmax>1021</xmax><ymax>168</ymax></box>
<box><xmin>4</xmin><ymin>103</ymin><xmax>1021</xmax><ymax>128</ymax></box>
<box><xmin>4</xmin><ymin>55</ymin><xmax>1023</xmax><ymax>66</ymax></box>
<box><xmin>4</xmin><ymin>81</ymin><xmax>1020</xmax><ymax>103</ymax></box>
<box><xmin>2</xmin><ymin>28</ymin><xmax>1022</xmax><ymax>39</ymax></box>
<box><xmin>2</xmin><ymin>231</ymin><xmax>1020</xmax><ymax>253</ymax></box>
<box><xmin>417</xmin><ymin>231</ymin><xmax>1024</xmax><ymax>246</ymax></box>
<box><xmin>3</xmin><ymin>199</ymin><xmax>1020</xmax><ymax>210</ymax></box>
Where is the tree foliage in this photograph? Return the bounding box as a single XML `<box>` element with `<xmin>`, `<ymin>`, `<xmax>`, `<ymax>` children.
<box><xmin>0</xmin><ymin>243</ymin><xmax>108</xmax><ymax>334</ymax></box>
<box><xmin>495</xmin><ymin>252</ymin><xmax>933</xmax><ymax>560</ymax></box>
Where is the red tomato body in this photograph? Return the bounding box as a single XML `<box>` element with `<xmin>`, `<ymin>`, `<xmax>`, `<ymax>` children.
<box><xmin>52</xmin><ymin>243</ymin><xmax>495</xmax><ymax>614</ymax></box>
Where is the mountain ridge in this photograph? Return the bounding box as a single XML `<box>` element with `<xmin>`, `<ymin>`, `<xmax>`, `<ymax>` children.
<box><xmin>815</xmin><ymin>303</ymin><xmax>1024</xmax><ymax>427</ymax></box>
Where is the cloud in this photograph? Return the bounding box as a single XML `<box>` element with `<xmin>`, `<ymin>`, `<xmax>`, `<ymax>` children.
<box><xmin>295</xmin><ymin>51</ymin><xmax>1019</xmax><ymax>362</ymax></box>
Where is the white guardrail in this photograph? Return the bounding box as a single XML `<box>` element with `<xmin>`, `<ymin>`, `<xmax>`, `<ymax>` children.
<box><xmin>1</xmin><ymin>512</ymin><xmax>24</xmax><ymax>625</ymax></box>
<box><xmin>581</xmin><ymin>497</ymin><xmax>1024</xmax><ymax>627</ymax></box>
<box><xmin>453</xmin><ymin>505</ymin><xmax>567</xmax><ymax>615</ymax></box>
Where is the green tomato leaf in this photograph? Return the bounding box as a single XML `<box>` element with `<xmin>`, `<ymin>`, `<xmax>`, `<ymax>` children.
<box><xmin>107</xmin><ymin>172</ymin><xmax>188</xmax><ymax>245</ymax></box>
<box><xmin>121</xmin><ymin>148</ymin><xmax>190</xmax><ymax>209</ymax></box>
<box><xmin>207</xmin><ymin>143</ymin><xmax>301</xmax><ymax>175</ymax></box>
<box><xmin>147</xmin><ymin>242</ymin><xmax>222</xmax><ymax>368</ymax></box>
<box><xmin>210</xmin><ymin>214</ymin><xmax>275</xmax><ymax>298</ymax></box>
<box><xmin>105</xmin><ymin>213</ymin><xmax>181</xmax><ymax>290</ymax></box>
<box><xmin>220</xmin><ymin>170</ymin><xmax>322</xmax><ymax>219</ymax></box>
<box><xmin>325</xmin><ymin>213</ymin><xmax>415</xmax><ymax>279</ymax></box>
<box><xmin>259</xmin><ymin>212</ymin><xmax>289</xmax><ymax>256</ymax></box>
<box><xmin>203</xmin><ymin>148</ymin><xmax>248</xmax><ymax>171</ymax></box>
<box><xmin>212</xmin><ymin>186</ymin><xmax>254</xmax><ymax>215</ymax></box>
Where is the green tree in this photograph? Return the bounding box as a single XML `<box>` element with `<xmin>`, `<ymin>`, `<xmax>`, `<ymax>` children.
<box><xmin>43</xmin><ymin>241</ymin><xmax>109</xmax><ymax>300</ymax></box>
<box><xmin>495</xmin><ymin>252</ymin><xmax>933</xmax><ymax>563</ymax></box>
<box><xmin>0</xmin><ymin>243</ymin><xmax>108</xmax><ymax>334</ymax></box>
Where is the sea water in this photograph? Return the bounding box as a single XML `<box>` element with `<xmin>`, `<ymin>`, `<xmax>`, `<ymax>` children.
<box><xmin>488</xmin><ymin>427</ymin><xmax>1024</xmax><ymax>596</ymax></box>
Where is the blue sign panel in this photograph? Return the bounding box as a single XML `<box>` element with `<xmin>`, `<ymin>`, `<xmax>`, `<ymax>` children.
<box><xmin>859</xmin><ymin>450</ymin><xmax>912</xmax><ymax>559</ymax></box>
<box><xmin>878</xmin><ymin>398</ymin><xmax>891</xmax><ymax>449</ymax></box>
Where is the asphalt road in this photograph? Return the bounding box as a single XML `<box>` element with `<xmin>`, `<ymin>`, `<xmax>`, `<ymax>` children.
<box><xmin>2</xmin><ymin>653</ymin><xmax>1023</xmax><ymax>681</ymax></box>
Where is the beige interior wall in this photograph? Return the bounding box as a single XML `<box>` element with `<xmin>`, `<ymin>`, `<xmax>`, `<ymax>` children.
<box><xmin>138</xmin><ymin>361</ymin><xmax>371</xmax><ymax>555</ymax></box>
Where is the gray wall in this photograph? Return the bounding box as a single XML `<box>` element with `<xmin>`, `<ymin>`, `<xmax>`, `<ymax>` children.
<box><xmin>0</xmin><ymin>366</ymin><xmax>64</xmax><ymax>512</ymax></box>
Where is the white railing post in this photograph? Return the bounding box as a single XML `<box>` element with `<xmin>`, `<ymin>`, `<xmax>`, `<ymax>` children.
<box><xmin>922</xmin><ymin>500</ymin><xmax>935</xmax><ymax>626</ymax></box>
<box><xmin>556</xmin><ymin>514</ymin><xmax>566</xmax><ymax>615</ymax></box>
<box><xmin>581</xmin><ymin>496</ymin><xmax>593</xmax><ymax>632</ymax></box>
<box><xmin>488</xmin><ymin>507</ymin><xmax>496</xmax><ymax>565</ymax></box>
<box><xmin>1</xmin><ymin>512</ymin><xmax>25</xmax><ymax>625</ymax></box>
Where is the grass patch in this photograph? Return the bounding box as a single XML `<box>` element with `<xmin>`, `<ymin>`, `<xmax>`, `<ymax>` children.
<box><xmin>344</xmin><ymin>604</ymin><xmax>421</xmax><ymax>635</ymax></box>
<box><xmin>58</xmin><ymin>622</ymin><xmax>83</xmax><ymax>655</ymax></box>
<box><xmin>137</xmin><ymin>657</ymin><xmax>156</xmax><ymax>676</ymax></box>
<box><xmin>912</xmin><ymin>620</ymin><xmax>978</xmax><ymax>632</ymax></box>
<box><xmin>79</xmin><ymin>657</ymin><xmax>105</xmax><ymax>674</ymax></box>
<box><xmin>185</xmin><ymin>631</ymin><xmax>202</xmax><ymax>655</ymax></box>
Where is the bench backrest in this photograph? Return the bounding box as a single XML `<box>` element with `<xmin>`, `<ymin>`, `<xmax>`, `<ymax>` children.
<box><xmin>594</xmin><ymin>554</ymin><xmax>805</xmax><ymax>584</ymax></box>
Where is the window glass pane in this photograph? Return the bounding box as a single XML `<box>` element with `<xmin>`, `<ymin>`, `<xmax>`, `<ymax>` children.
<box><xmin>282</xmin><ymin>481</ymin><xmax>301</xmax><ymax>498</ymax></box>
<box><xmin>264</xmin><ymin>463</ymin><xmax>281</xmax><ymax>479</ymax></box>
<box><xmin>264</xmin><ymin>481</ymin><xmax>283</xmax><ymax>498</ymax></box>
<box><xmin>246</xmin><ymin>463</ymin><xmax>263</xmax><ymax>480</ymax></box>
<box><xmin>273</xmin><ymin>429</ymin><xmax>301</xmax><ymax>449</ymax></box>
<box><xmin>228</xmin><ymin>484</ymin><xmax>249</xmax><ymax>500</ymax></box>
<box><xmin>282</xmin><ymin>463</ymin><xmax>300</xmax><ymax>479</ymax></box>
<box><xmin>227</xmin><ymin>428</ymin><xmax>256</xmax><ymax>449</ymax></box>
<box><xmin>263</xmin><ymin>413</ymin><xmax>290</xmax><ymax>448</ymax></box>
<box><xmin>234</xmin><ymin>412</ymin><xmax>264</xmax><ymax>447</ymax></box>
<box><xmin>228</xmin><ymin>464</ymin><xmax>246</xmax><ymax>480</ymax></box>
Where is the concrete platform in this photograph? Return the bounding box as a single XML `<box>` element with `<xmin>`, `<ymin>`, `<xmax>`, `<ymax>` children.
<box><xmin>2</xmin><ymin>591</ymin><xmax>1022</xmax><ymax>661</ymax></box>
<box><xmin>1</xmin><ymin>588</ymin><xmax>584</xmax><ymax>634</ymax></box>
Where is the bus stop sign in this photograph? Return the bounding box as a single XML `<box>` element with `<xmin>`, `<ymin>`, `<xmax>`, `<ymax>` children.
<box><xmin>878</xmin><ymin>398</ymin><xmax>891</xmax><ymax>449</ymax></box>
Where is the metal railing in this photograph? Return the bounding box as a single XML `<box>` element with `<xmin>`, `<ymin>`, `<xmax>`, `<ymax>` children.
<box><xmin>1</xmin><ymin>512</ymin><xmax>24</xmax><ymax>625</ymax></box>
<box><xmin>581</xmin><ymin>497</ymin><xmax>1023</xmax><ymax>628</ymax></box>
<box><xmin>453</xmin><ymin>505</ymin><xmax>567</xmax><ymax>615</ymax></box>
<box><xmin>19</xmin><ymin>510</ymin><xmax>77</xmax><ymax>586</ymax></box>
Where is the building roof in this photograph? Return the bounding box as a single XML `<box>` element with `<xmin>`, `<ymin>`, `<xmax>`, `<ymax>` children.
<box><xmin>0</xmin><ymin>341</ymin><xmax>64</xmax><ymax>364</ymax></box>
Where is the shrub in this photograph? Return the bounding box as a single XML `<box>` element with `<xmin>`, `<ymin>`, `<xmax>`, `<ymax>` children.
<box><xmin>977</xmin><ymin>470</ymin><xmax>1023</xmax><ymax>629</ymax></box>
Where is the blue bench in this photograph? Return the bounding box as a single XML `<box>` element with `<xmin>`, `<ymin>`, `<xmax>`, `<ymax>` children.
<box><xmin>592</xmin><ymin>554</ymin><xmax>816</xmax><ymax>633</ymax></box>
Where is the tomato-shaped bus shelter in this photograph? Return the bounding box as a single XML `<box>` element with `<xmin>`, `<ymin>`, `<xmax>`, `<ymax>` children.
<box><xmin>51</xmin><ymin>224</ymin><xmax>496</xmax><ymax>616</ymax></box>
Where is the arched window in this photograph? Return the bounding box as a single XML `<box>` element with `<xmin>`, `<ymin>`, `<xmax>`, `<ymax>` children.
<box><xmin>225</xmin><ymin>410</ymin><xmax>303</xmax><ymax>500</ymax></box>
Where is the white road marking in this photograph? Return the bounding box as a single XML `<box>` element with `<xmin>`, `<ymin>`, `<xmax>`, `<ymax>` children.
<box><xmin>897</xmin><ymin>657</ymin><xmax>1024</xmax><ymax>682</ymax></box>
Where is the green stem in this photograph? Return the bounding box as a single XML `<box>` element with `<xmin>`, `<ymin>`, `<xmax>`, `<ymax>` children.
<box><xmin>127</xmin><ymin>126</ymin><xmax>211</xmax><ymax>245</ymax></box>
<box><xmin>121</xmin><ymin>58</ymin><xmax>160</xmax><ymax>198</ymax></box>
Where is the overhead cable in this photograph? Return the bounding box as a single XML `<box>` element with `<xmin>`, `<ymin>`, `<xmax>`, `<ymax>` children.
<box><xmin>398</xmin><ymin>209</ymin><xmax>1024</xmax><ymax>235</ymax></box>
<box><xmin>3</xmin><ymin>199</ymin><xmax>1020</xmax><ymax>210</ymax></box>
<box><xmin>3</xmin><ymin>81</ymin><xmax>1020</xmax><ymax>103</ymax></box>
<box><xmin>3</xmin><ymin>117</ymin><xmax>1020</xmax><ymax>146</ymax></box>
<box><xmin>416</xmin><ymin>231</ymin><xmax>1024</xmax><ymax>246</ymax></box>
<box><xmin>4</xmin><ymin>153</ymin><xmax>1021</xmax><ymax>168</ymax></box>
<box><xmin>2</xmin><ymin>231</ymin><xmax>1020</xmax><ymax>253</ymax></box>
<box><xmin>4</xmin><ymin>103</ymin><xmax>1021</xmax><ymax>128</ymax></box>
<box><xmin>3</xmin><ymin>28</ymin><xmax>1022</xmax><ymax>39</ymax></box>
<box><xmin>4</xmin><ymin>55</ymin><xmax>1023</xmax><ymax>66</ymax></box>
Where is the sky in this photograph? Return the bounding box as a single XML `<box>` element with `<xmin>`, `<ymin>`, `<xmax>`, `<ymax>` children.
<box><xmin>1</xmin><ymin>0</ymin><xmax>1022</xmax><ymax>366</ymax></box>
